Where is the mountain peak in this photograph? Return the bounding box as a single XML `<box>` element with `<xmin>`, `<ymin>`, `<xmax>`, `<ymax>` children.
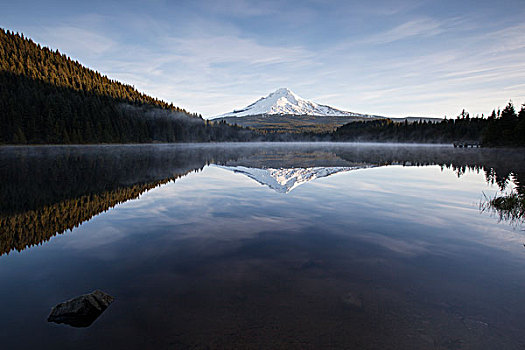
<box><xmin>274</xmin><ymin>87</ymin><xmax>291</xmax><ymax>94</ymax></box>
<box><xmin>213</xmin><ymin>88</ymin><xmax>371</xmax><ymax>119</ymax></box>
<box><xmin>272</xmin><ymin>87</ymin><xmax>295</xmax><ymax>96</ymax></box>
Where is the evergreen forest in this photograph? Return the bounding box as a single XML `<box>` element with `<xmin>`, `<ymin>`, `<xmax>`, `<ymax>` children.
<box><xmin>331</xmin><ymin>104</ymin><xmax>525</xmax><ymax>147</ymax></box>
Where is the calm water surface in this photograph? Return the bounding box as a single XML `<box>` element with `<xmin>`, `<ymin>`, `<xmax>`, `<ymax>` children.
<box><xmin>1</xmin><ymin>143</ymin><xmax>524</xmax><ymax>349</ymax></box>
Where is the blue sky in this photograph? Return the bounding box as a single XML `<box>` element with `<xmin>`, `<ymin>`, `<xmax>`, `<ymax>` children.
<box><xmin>2</xmin><ymin>0</ymin><xmax>524</xmax><ymax>118</ymax></box>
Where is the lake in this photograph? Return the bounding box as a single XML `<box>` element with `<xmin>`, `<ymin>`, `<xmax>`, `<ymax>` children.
<box><xmin>1</xmin><ymin>143</ymin><xmax>524</xmax><ymax>349</ymax></box>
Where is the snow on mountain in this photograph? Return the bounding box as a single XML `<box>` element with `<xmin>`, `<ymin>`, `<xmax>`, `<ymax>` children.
<box><xmin>214</xmin><ymin>88</ymin><xmax>378</xmax><ymax>119</ymax></box>
<box><xmin>217</xmin><ymin>165</ymin><xmax>375</xmax><ymax>193</ymax></box>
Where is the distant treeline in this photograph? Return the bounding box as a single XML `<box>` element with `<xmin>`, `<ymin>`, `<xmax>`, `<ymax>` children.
<box><xmin>0</xmin><ymin>28</ymin><xmax>256</xmax><ymax>144</ymax></box>
<box><xmin>332</xmin><ymin>103</ymin><xmax>525</xmax><ymax>147</ymax></box>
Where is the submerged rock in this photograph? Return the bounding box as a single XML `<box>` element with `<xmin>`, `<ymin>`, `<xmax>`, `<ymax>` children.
<box><xmin>47</xmin><ymin>290</ymin><xmax>114</xmax><ymax>327</ymax></box>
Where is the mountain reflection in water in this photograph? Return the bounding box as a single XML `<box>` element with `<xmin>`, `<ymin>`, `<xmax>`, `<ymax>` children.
<box><xmin>217</xmin><ymin>166</ymin><xmax>373</xmax><ymax>193</ymax></box>
<box><xmin>1</xmin><ymin>143</ymin><xmax>525</xmax><ymax>349</ymax></box>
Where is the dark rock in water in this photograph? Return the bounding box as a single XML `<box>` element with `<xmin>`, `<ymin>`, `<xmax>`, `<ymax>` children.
<box><xmin>47</xmin><ymin>290</ymin><xmax>114</xmax><ymax>327</ymax></box>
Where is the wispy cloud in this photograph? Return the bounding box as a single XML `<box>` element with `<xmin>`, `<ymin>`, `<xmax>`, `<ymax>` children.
<box><xmin>360</xmin><ymin>17</ymin><xmax>458</xmax><ymax>45</ymax></box>
<box><xmin>196</xmin><ymin>0</ymin><xmax>278</xmax><ymax>17</ymax></box>
<box><xmin>378</xmin><ymin>19</ymin><xmax>442</xmax><ymax>43</ymax></box>
<box><xmin>483</xmin><ymin>23</ymin><xmax>525</xmax><ymax>53</ymax></box>
<box><xmin>34</xmin><ymin>26</ymin><xmax>116</xmax><ymax>58</ymax></box>
<box><xmin>166</xmin><ymin>35</ymin><xmax>312</xmax><ymax>67</ymax></box>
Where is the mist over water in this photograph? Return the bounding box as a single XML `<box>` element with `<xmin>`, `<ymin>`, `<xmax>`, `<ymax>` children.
<box><xmin>1</xmin><ymin>143</ymin><xmax>524</xmax><ymax>349</ymax></box>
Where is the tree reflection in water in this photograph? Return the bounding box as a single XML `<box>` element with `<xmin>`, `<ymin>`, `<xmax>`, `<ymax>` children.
<box><xmin>481</xmin><ymin>172</ymin><xmax>525</xmax><ymax>228</ymax></box>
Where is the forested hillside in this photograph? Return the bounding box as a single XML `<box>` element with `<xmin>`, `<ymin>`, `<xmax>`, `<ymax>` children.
<box><xmin>0</xmin><ymin>28</ymin><xmax>255</xmax><ymax>144</ymax></box>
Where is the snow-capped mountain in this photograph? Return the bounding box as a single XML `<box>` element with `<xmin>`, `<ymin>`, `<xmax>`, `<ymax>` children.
<box><xmin>217</xmin><ymin>165</ymin><xmax>374</xmax><ymax>193</ymax></box>
<box><xmin>214</xmin><ymin>88</ymin><xmax>379</xmax><ymax>119</ymax></box>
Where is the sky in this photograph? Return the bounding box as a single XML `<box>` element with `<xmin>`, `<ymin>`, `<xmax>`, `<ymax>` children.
<box><xmin>1</xmin><ymin>0</ymin><xmax>524</xmax><ymax>118</ymax></box>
